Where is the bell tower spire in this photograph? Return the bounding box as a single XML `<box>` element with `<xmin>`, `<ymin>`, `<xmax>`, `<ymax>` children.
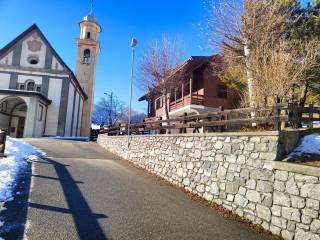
<box><xmin>89</xmin><ymin>0</ymin><xmax>94</xmax><ymax>17</ymax></box>
<box><xmin>75</xmin><ymin>2</ymin><xmax>102</xmax><ymax>136</ymax></box>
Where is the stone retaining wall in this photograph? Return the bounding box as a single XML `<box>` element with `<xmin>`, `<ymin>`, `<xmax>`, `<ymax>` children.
<box><xmin>98</xmin><ymin>132</ymin><xmax>320</xmax><ymax>240</ymax></box>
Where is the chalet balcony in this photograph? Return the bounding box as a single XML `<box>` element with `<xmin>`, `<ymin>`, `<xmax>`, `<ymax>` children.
<box><xmin>169</xmin><ymin>93</ymin><xmax>204</xmax><ymax>112</ymax></box>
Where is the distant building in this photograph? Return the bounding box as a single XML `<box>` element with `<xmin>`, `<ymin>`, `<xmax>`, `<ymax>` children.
<box><xmin>139</xmin><ymin>56</ymin><xmax>239</xmax><ymax>118</ymax></box>
<box><xmin>0</xmin><ymin>11</ymin><xmax>101</xmax><ymax>138</ymax></box>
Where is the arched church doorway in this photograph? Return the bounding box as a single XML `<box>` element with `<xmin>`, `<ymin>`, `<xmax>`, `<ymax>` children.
<box><xmin>0</xmin><ymin>96</ymin><xmax>28</xmax><ymax>138</ymax></box>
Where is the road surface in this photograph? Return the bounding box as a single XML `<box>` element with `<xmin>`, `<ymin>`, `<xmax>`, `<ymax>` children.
<box><xmin>24</xmin><ymin>139</ymin><xmax>269</xmax><ymax>240</ymax></box>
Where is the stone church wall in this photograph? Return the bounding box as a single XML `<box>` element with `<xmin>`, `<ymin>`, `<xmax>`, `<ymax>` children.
<box><xmin>98</xmin><ymin>132</ymin><xmax>320</xmax><ymax>240</ymax></box>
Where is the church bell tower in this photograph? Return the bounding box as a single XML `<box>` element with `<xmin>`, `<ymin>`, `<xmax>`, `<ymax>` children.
<box><xmin>76</xmin><ymin>4</ymin><xmax>101</xmax><ymax>136</ymax></box>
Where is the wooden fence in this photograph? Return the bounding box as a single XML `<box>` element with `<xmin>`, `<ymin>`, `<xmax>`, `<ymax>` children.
<box><xmin>100</xmin><ymin>103</ymin><xmax>320</xmax><ymax>136</ymax></box>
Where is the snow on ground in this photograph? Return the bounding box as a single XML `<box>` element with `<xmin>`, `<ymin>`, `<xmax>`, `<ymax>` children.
<box><xmin>0</xmin><ymin>137</ymin><xmax>40</xmax><ymax>203</ymax></box>
<box><xmin>91</xmin><ymin>124</ymin><xmax>101</xmax><ymax>130</ymax></box>
<box><xmin>289</xmin><ymin>134</ymin><xmax>320</xmax><ymax>157</ymax></box>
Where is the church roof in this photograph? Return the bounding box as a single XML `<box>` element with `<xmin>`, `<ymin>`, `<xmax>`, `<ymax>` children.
<box><xmin>83</xmin><ymin>15</ymin><xmax>96</xmax><ymax>23</ymax></box>
<box><xmin>0</xmin><ymin>24</ymin><xmax>88</xmax><ymax>100</ymax></box>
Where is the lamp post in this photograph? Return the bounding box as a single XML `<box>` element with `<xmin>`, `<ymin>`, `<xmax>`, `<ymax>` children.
<box><xmin>128</xmin><ymin>38</ymin><xmax>138</xmax><ymax>148</ymax></box>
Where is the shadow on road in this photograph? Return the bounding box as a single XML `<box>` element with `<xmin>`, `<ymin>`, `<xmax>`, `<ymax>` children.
<box><xmin>28</xmin><ymin>156</ymin><xmax>108</xmax><ymax>240</ymax></box>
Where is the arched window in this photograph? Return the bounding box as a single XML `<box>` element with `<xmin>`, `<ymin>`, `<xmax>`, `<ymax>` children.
<box><xmin>87</xmin><ymin>32</ymin><xmax>91</xmax><ymax>39</ymax></box>
<box><xmin>27</xmin><ymin>81</ymin><xmax>35</xmax><ymax>91</ymax></box>
<box><xmin>83</xmin><ymin>49</ymin><xmax>91</xmax><ymax>63</ymax></box>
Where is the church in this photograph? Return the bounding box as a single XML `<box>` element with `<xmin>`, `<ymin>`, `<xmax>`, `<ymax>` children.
<box><xmin>0</xmin><ymin>11</ymin><xmax>101</xmax><ymax>138</ymax></box>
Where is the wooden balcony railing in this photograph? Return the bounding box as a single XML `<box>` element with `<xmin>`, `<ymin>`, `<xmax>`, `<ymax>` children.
<box><xmin>169</xmin><ymin>94</ymin><xmax>204</xmax><ymax>112</ymax></box>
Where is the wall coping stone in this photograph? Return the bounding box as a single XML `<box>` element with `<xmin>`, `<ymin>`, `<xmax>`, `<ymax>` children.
<box><xmin>271</xmin><ymin>160</ymin><xmax>320</xmax><ymax>177</ymax></box>
<box><xmin>99</xmin><ymin>131</ymin><xmax>280</xmax><ymax>138</ymax></box>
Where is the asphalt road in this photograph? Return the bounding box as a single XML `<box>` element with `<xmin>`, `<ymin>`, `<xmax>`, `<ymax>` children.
<box><xmin>24</xmin><ymin>139</ymin><xmax>269</xmax><ymax>240</ymax></box>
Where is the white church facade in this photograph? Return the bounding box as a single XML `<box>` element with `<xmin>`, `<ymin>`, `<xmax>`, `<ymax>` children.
<box><xmin>0</xmin><ymin>12</ymin><xmax>101</xmax><ymax>138</ymax></box>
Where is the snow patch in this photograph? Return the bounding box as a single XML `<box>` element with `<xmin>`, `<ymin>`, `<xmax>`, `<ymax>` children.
<box><xmin>91</xmin><ymin>124</ymin><xmax>101</xmax><ymax>130</ymax></box>
<box><xmin>0</xmin><ymin>137</ymin><xmax>40</xmax><ymax>203</ymax></box>
<box><xmin>290</xmin><ymin>134</ymin><xmax>320</xmax><ymax>156</ymax></box>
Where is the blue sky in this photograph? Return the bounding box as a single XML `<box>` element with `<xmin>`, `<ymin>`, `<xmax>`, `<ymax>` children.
<box><xmin>0</xmin><ymin>0</ymin><xmax>212</xmax><ymax>113</ymax></box>
<box><xmin>0</xmin><ymin>0</ymin><xmax>310</xmax><ymax>113</ymax></box>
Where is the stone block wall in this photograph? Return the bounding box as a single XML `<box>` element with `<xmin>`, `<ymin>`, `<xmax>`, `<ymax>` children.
<box><xmin>98</xmin><ymin>132</ymin><xmax>320</xmax><ymax>240</ymax></box>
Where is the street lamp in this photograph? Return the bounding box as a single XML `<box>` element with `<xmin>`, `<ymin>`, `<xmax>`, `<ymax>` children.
<box><xmin>128</xmin><ymin>38</ymin><xmax>138</xmax><ymax>148</ymax></box>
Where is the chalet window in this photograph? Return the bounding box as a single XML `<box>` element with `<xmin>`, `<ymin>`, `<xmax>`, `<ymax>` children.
<box><xmin>217</xmin><ymin>85</ymin><xmax>228</xmax><ymax>98</ymax></box>
<box><xmin>155</xmin><ymin>97</ymin><xmax>163</xmax><ymax>110</ymax></box>
<box><xmin>193</xmin><ymin>66</ymin><xmax>205</xmax><ymax>92</ymax></box>
<box><xmin>27</xmin><ymin>81</ymin><xmax>35</xmax><ymax>91</ymax></box>
<box><xmin>176</xmin><ymin>90</ymin><xmax>182</xmax><ymax>100</ymax></box>
<box><xmin>184</xmin><ymin>82</ymin><xmax>190</xmax><ymax>96</ymax></box>
<box><xmin>83</xmin><ymin>49</ymin><xmax>91</xmax><ymax>63</ymax></box>
<box><xmin>170</xmin><ymin>89</ymin><xmax>177</xmax><ymax>102</ymax></box>
<box><xmin>156</xmin><ymin>98</ymin><xmax>160</xmax><ymax>109</ymax></box>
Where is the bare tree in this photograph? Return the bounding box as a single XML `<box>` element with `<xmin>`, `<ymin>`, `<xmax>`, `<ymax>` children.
<box><xmin>138</xmin><ymin>36</ymin><xmax>183</xmax><ymax>121</ymax></box>
<box><xmin>92</xmin><ymin>94</ymin><xmax>127</xmax><ymax>126</ymax></box>
<box><xmin>121</xmin><ymin>110</ymin><xmax>147</xmax><ymax>124</ymax></box>
<box><xmin>207</xmin><ymin>0</ymin><xmax>292</xmax><ymax>107</ymax></box>
<box><xmin>250</xmin><ymin>39</ymin><xmax>320</xmax><ymax>107</ymax></box>
<box><xmin>206</xmin><ymin>0</ymin><xmax>320</xmax><ymax>111</ymax></box>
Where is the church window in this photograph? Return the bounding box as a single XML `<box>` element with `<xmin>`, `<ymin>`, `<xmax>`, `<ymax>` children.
<box><xmin>87</xmin><ymin>32</ymin><xmax>91</xmax><ymax>39</ymax></box>
<box><xmin>27</xmin><ymin>81</ymin><xmax>35</xmax><ymax>91</ymax></box>
<box><xmin>27</xmin><ymin>56</ymin><xmax>39</xmax><ymax>65</ymax></box>
<box><xmin>19</xmin><ymin>84</ymin><xmax>25</xmax><ymax>90</ymax></box>
<box><xmin>36</xmin><ymin>86</ymin><xmax>41</xmax><ymax>92</ymax></box>
<box><xmin>30</xmin><ymin>59</ymin><xmax>38</xmax><ymax>64</ymax></box>
<box><xmin>83</xmin><ymin>49</ymin><xmax>91</xmax><ymax>63</ymax></box>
